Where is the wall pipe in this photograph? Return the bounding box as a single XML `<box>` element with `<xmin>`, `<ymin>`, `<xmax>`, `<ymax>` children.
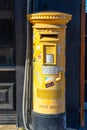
<box><xmin>22</xmin><ymin>0</ymin><xmax>33</xmax><ymax>130</ymax></box>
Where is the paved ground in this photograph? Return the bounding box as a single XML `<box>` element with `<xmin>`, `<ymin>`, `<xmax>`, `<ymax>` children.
<box><xmin>0</xmin><ymin>114</ymin><xmax>87</xmax><ymax>130</ymax></box>
<box><xmin>0</xmin><ymin>125</ymin><xmax>16</xmax><ymax>130</ymax></box>
<box><xmin>0</xmin><ymin>126</ymin><xmax>78</xmax><ymax>130</ymax></box>
<box><xmin>0</xmin><ymin>125</ymin><xmax>78</xmax><ymax>130</ymax></box>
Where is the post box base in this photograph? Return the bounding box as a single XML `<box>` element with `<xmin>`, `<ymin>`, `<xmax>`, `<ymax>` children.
<box><xmin>32</xmin><ymin>112</ymin><xmax>66</xmax><ymax>130</ymax></box>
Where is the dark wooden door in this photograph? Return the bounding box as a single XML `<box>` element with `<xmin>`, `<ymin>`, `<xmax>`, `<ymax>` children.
<box><xmin>85</xmin><ymin>5</ymin><xmax>87</xmax><ymax>97</ymax></box>
<box><xmin>0</xmin><ymin>0</ymin><xmax>16</xmax><ymax>124</ymax></box>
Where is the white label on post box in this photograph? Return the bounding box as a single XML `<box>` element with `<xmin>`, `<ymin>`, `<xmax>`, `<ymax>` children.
<box><xmin>42</xmin><ymin>66</ymin><xmax>64</xmax><ymax>74</ymax></box>
<box><xmin>42</xmin><ymin>66</ymin><xmax>58</xmax><ymax>74</ymax></box>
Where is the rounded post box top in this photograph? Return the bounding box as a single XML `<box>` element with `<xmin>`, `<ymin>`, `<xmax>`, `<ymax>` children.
<box><xmin>27</xmin><ymin>12</ymin><xmax>72</xmax><ymax>25</ymax></box>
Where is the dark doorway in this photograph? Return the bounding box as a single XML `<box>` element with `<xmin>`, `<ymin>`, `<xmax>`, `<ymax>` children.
<box><xmin>0</xmin><ymin>0</ymin><xmax>16</xmax><ymax>124</ymax></box>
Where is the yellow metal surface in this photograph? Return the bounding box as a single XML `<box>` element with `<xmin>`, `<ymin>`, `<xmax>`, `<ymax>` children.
<box><xmin>18</xmin><ymin>128</ymin><xmax>25</xmax><ymax>130</ymax></box>
<box><xmin>27</xmin><ymin>12</ymin><xmax>72</xmax><ymax>25</ymax></box>
<box><xmin>27</xmin><ymin>12</ymin><xmax>72</xmax><ymax>114</ymax></box>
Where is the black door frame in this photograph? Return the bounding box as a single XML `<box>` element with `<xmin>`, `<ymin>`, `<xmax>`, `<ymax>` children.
<box><xmin>80</xmin><ymin>0</ymin><xmax>85</xmax><ymax>127</ymax></box>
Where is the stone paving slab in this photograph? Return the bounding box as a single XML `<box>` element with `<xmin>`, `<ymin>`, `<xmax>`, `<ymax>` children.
<box><xmin>0</xmin><ymin>125</ymin><xmax>16</xmax><ymax>130</ymax></box>
<box><xmin>0</xmin><ymin>125</ymin><xmax>77</xmax><ymax>130</ymax></box>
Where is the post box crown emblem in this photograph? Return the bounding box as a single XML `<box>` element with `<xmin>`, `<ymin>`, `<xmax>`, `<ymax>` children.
<box><xmin>27</xmin><ymin>12</ymin><xmax>72</xmax><ymax>25</ymax></box>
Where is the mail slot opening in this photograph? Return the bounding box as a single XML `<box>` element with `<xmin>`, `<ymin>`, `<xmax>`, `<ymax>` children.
<box><xmin>40</xmin><ymin>34</ymin><xmax>58</xmax><ymax>39</ymax></box>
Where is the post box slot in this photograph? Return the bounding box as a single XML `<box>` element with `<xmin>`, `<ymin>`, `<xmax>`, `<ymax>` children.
<box><xmin>40</xmin><ymin>34</ymin><xmax>58</xmax><ymax>40</ymax></box>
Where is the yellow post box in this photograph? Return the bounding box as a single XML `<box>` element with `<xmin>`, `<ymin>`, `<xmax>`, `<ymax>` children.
<box><xmin>27</xmin><ymin>12</ymin><xmax>72</xmax><ymax>130</ymax></box>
